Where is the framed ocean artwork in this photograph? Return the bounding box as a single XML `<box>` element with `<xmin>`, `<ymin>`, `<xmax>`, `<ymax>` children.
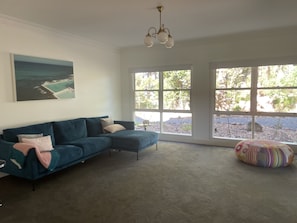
<box><xmin>12</xmin><ymin>54</ymin><xmax>75</xmax><ymax>101</ymax></box>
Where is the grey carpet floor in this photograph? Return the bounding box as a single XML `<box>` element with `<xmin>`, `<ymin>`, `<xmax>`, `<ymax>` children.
<box><xmin>0</xmin><ymin>141</ymin><xmax>297</xmax><ymax>223</ymax></box>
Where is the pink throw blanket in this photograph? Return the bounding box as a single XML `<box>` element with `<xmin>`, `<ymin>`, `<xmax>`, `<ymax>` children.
<box><xmin>11</xmin><ymin>142</ymin><xmax>59</xmax><ymax>170</ymax></box>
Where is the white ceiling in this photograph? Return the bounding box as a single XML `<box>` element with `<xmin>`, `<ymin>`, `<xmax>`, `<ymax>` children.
<box><xmin>1</xmin><ymin>0</ymin><xmax>297</xmax><ymax>49</ymax></box>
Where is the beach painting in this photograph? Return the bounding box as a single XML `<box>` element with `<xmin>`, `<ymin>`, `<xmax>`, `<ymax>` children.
<box><xmin>12</xmin><ymin>54</ymin><xmax>75</xmax><ymax>101</ymax></box>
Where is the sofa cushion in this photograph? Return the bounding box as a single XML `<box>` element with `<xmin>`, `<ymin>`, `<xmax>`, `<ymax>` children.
<box><xmin>65</xmin><ymin>137</ymin><xmax>112</xmax><ymax>157</ymax></box>
<box><xmin>2</xmin><ymin>122</ymin><xmax>55</xmax><ymax>145</ymax></box>
<box><xmin>85</xmin><ymin>116</ymin><xmax>108</xmax><ymax>137</ymax></box>
<box><xmin>42</xmin><ymin>144</ymin><xmax>84</xmax><ymax>172</ymax></box>
<box><xmin>106</xmin><ymin>130</ymin><xmax>159</xmax><ymax>151</ymax></box>
<box><xmin>53</xmin><ymin>118</ymin><xmax>87</xmax><ymax>144</ymax></box>
<box><xmin>114</xmin><ymin>120</ymin><xmax>135</xmax><ymax>130</ymax></box>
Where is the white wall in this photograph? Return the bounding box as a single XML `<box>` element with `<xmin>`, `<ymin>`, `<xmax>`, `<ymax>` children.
<box><xmin>0</xmin><ymin>15</ymin><xmax>122</xmax><ymax>132</ymax></box>
<box><xmin>120</xmin><ymin>26</ymin><xmax>297</xmax><ymax>148</ymax></box>
<box><xmin>1</xmin><ymin>14</ymin><xmax>297</xmax><ymax>149</ymax></box>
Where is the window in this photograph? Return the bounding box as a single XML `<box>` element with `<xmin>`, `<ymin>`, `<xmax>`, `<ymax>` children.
<box><xmin>213</xmin><ymin>63</ymin><xmax>297</xmax><ymax>144</ymax></box>
<box><xmin>134</xmin><ymin>68</ymin><xmax>192</xmax><ymax>135</ymax></box>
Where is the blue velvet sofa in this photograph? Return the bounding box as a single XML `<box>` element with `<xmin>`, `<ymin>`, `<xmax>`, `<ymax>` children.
<box><xmin>0</xmin><ymin>116</ymin><xmax>158</xmax><ymax>189</ymax></box>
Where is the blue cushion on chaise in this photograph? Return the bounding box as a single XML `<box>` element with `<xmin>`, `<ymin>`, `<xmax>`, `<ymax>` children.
<box><xmin>106</xmin><ymin>130</ymin><xmax>158</xmax><ymax>152</ymax></box>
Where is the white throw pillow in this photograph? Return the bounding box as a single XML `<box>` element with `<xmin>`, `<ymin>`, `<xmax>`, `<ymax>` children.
<box><xmin>104</xmin><ymin>124</ymin><xmax>126</xmax><ymax>133</ymax></box>
<box><xmin>21</xmin><ymin>135</ymin><xmax>54</xmax><ymax>152</ymax></box>
<box><xmin>17</xmin><ymin>133</ymin><xmax>43</xmax><ymax>142</ymax></box>
<box><xmin>101</xmin><ymin>118</ymin><xmax>114</xmax><ymax>133</ymax></box>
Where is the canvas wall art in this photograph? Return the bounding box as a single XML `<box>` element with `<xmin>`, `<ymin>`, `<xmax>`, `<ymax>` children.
<box><xmin>12</xmin><ymin>54</ymin><xmax>75</xmax><ymax>101</ymax></box>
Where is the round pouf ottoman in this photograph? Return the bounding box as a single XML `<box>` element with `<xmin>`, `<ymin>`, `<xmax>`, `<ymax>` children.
<box><xmin>235</xmin><ymin>139</ymin><xmax>294</xmax><ymax>168</ymax></box>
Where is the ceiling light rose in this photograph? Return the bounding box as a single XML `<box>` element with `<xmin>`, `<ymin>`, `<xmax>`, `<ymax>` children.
<box><xmin>144</xmin><ymin>5</ymin><xmax>174</xmax><ymax>48</ymax></box>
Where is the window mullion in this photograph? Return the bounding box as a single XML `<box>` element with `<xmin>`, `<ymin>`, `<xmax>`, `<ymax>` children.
<box><xmin>159</xmin><ymin>71</ymin><xmax>164</xmax><ymax>133</ymax></box>
<box><xmin>250</xmin><ymin>67</ymin><xmax>258</xmax><ymax>115</ymax></box>
<box><xmin>250</xmin><ymin>67</ymin><xmax>258</xmax><ymax>138</ymax></box>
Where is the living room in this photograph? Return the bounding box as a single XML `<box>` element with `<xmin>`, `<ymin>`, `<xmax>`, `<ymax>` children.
<box><xmin>0</xmin><ymin>2</ymin><xmax>297</xmax><ymax>150</ymax></box>
<box><xmin>1</xmin><ymin>1</ymin><xmax>297</xmax><ymax>222</ymax></box>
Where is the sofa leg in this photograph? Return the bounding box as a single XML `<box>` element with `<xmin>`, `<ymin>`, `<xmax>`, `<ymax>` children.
<box><xmin>137</xmin><ymin>151</ymin><xmax>139</xmax><ymax>160</ymax></box>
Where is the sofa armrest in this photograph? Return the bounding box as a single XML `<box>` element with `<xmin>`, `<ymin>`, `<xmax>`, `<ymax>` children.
<box><xmin>0</xmin><ymin>139</ymin><xmax>39</xmax><ymax>180</ymax></box>
<box><xmin>114</xmin><ymin>120</ymin><xmax>135</xmax><ymax>130</ymax></box>
<box><xmin>0</xmin><ymin>139</ymin><xmax>15</xmax><ymax>161</ymax></box>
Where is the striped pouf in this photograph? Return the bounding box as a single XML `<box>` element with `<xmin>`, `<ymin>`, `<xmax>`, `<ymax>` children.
<box><xmin>234</xmin><ymin>139</ymin><xmax>294</xmax><ymax>168</ymax></box>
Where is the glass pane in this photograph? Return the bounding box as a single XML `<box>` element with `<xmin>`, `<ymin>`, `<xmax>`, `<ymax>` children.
<box><xmin>258</xmin><ymin>65</ymin><xmax>297</xmax><ymax>87</ymax></box>
<box><xmin>213</xmin><ymin>115</ymin><xmax>252</xmax><ymax>139</ymax></box>
<box><xmin>254</xmin><ymin>116</ymin><xmax>297</xmax><ymax>143</ymax></box>
<box><xmin>134</xmin><ymin>111</ymin><xmax>160</xmax><ymax>132</ymax></box>
<box><xmin>215</xmin><ymin>90</ymin><xmax>250</xmax><ymax>112</ymax></box>
<box><xmin>163</xmin><ymin>90</ymin><xmax>190</xmax><ymax>110</ymax></box>
<box><xmin>216</xmin><ymin>67</ymin><xmax>251</xmax><ymax>89</ymax></box>
<box><xmin>257</xmin><ymin>89</ymin><xmax>297</xmax><ymax>113</ymax></box>
<box><xmin>162</xmin><ymin>113</ymin><xmax>192</xmax><ymax>135</ymax></box>
<box><xmin>135</xmin><ymin>72</ymin><xmax>159</xmax><ymax>90</ymax></box>
<box><xmin>163</xmin><ymin>70</ymin><xmax>191</xmax><ymax>90</ymax></box>
<box><xmin>135</xmin><ymin>91</ymin><xmax>159</xmax><ymax>109</ymax></box>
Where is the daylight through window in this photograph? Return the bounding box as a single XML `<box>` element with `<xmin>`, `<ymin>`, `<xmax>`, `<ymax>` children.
<box><xmin>134</xmin><ymin>68</ymin><xmax>192</xmax><ymax>135</ymax></box>
<box><xmin>213</xmin><ymin>64</ymin><xmax>297</xmax><ymax>144</ymax></box>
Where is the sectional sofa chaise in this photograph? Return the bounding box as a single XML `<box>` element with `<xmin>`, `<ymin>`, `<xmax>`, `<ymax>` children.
<box><xmin>0</xmin><ymin>116</ymin><xmax>158</xmax><ymax>189</ymax></box>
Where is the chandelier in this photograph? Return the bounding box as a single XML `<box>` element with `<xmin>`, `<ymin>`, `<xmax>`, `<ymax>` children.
<box><xmin>144</xmin><ymin>5</ymin><xmax>174</xmax><ymax>48</ymax></box>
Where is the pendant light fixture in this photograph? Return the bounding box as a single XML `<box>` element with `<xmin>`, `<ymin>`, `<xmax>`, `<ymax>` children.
<box><xmin>144</xmin><ymin>5</ymin><xmax>174</xmax><ymax>48</ymax></box>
